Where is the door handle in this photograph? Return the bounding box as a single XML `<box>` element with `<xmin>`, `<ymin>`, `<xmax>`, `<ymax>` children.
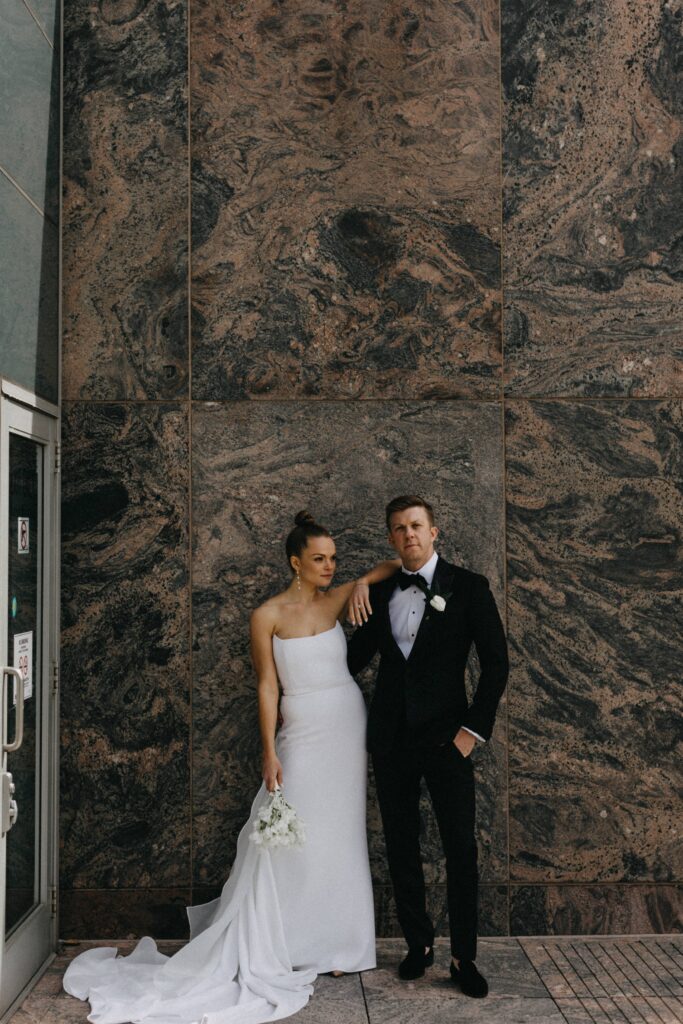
<box><xmin>2</xmin><ymin>666</ymin><xmax>25</xmax><ymax>753</ymax></box>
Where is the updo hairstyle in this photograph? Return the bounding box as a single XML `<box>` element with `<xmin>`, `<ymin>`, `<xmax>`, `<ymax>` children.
<box><xmin>285</xmin><ymin>511</ymin><xmax>331</xmax><ymax>571</ymax></box>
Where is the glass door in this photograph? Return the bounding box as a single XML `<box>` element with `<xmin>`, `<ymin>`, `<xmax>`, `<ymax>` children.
<box><xmin>0</xmin><ymin>390</ymin><xmax>58</xmax><ymax>1016</ymax></box>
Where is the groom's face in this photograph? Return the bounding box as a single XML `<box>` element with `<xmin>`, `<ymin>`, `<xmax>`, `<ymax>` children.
<box><xmin>387</xmin><ymin>506</ymin><xmax>438</xmax><ymax>570</ymax></box>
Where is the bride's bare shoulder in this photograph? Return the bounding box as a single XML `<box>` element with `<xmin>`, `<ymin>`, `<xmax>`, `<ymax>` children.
<box><xmin>250</xmin><ymin>593</ymin><xmax>289</xmax><ymax>630</ymax></box>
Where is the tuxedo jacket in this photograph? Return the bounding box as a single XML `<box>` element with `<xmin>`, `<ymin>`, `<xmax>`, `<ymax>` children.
<box><xmin>347</xmin><ymin>556</ymin><xmax>509</xmax><ymax>752</ymax></box>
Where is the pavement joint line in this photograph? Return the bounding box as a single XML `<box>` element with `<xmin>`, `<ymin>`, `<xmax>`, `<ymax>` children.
<box><xmin>569</xmin><ymin>942</ymin><xmax>638</xmax><ymax>1024</ymax></box>
<box><xmin>592</xmin><ymin>943</ymin><xmax>653</xmax><ymax>1024</ymax></box>
<box><xmin>632</xmin><ymin>940</ymin><xmax>683</xmax><ymax>996</ymax></box>
<box><xmin>606</xmin><ymin>942</ymin><xmax>661</xmax><ymax>999</ymax></box>
<box><xmin>619</xmin><ymin>941</ymin><xmax>672</xmax><ymax>1009</ymax></box>
<box><xmin>358</xmin><ymin>968</ymin><xmax>372</xmax><ymax>1024</ymax></box>
<box><xmin>543</xmin><ymin>944</ymin><xmax>602</xmax><ymax>1023</ymax></box>
<box><xmin>587</xmin><ymin>941</ymin><xmax>672</xmax><ymax>1024</ymax></box>
<box><xmin>517</xmin><ymin>938</ymin><xmax>574</xmax><ymax>1024</ymax></box>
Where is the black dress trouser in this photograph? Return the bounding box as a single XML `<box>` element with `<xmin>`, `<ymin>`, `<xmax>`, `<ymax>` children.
<box><xmin>372</xmin><ymin>739</ymin><xmax>478</xmax><ymax>962</ymax></box>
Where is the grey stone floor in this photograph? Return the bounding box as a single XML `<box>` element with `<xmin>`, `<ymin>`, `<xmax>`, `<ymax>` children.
<box><xmin>9</xmin><ymin>936</ymin><xmax>683</xmax><ymax>1024</ymax></box>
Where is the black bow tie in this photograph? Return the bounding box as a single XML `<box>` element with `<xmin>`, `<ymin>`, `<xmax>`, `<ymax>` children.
<box><xmin>397</xmin><ymin>571</ymin><xmax>428</xmax><ymax>592</ymax></box>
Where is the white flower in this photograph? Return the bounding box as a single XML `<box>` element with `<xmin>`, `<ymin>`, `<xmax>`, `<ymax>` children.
<box><xmin>249</xmin><ymin>788</ymin><xmax>306</xmax><ymax>850</ymax></box>
<box><xmin>429</xmin><ymin>594</ymin><xmax>447</xmax><ymax>611</ymax></box>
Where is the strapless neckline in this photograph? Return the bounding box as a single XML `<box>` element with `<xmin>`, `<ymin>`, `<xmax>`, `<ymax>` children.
<box><xmin>274</xmin><ymin>622</ymin><xmax>341</xmax><ymax>643</ymax></box>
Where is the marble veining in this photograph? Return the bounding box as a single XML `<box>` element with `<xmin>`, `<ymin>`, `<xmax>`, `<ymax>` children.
<box><xmin>60</xmin><ymin>404</ymin><xmax>190</xmax><ymax>888</ymax></box>
<box><xmin>190</xmin><ymin>0</ymin><xmax>502</xmax><ymax>399</ymax></box>
<box><xmin>61</xmin><ymin>0</ymin><xmax>188</xmax><ymax>399</ymax></box>
<box><xmin>506</xmin><ymin>400</ymin><xmax>683</xmax><ymax>884</ymax></box>
<box><xmin>503</xmin><ymin>0</ymin><xmax>683</xmax><ymax>396</ymax></box>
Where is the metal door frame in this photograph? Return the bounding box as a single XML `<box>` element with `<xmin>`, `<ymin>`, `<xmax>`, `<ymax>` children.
<box><xmin>0</xmin><ymin>379</ymin><xmax>59</xmax><ymax>1019</ymax></box>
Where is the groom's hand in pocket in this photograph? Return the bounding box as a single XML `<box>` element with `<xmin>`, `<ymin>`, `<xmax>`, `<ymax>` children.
<box><xmin>453</xmin><ymin>728</ymin><xmax>476</xmax><ymax>758</ymax></box>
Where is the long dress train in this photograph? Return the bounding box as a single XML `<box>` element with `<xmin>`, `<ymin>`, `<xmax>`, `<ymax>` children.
<box><xmin>63</xmin><ymin>621</ymin><xmax>376</xmax><ymax>1023</ymax></box>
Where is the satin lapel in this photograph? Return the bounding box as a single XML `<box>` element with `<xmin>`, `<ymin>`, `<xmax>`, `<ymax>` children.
<box><xmin>407</xmin><ymin>556</ymin><xmax>455</xmax><ymax>664</ymax></box>
<box><xmin>378</xmin><ymin>577</ymin><xmax>406</xmax><ymax>661</ymax></box>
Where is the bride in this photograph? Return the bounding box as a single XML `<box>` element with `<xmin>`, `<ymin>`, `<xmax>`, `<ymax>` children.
<box><xmin>63</xmin><ymin>511</ymin><xmax>400</xmax><ymax>1024</ymax></box>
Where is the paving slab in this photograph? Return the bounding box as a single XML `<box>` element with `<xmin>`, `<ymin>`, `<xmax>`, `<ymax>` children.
<box><xmin>8</xmin><ymin>936</ymin><xmax>683</xmax><ymax>1024</ymax></box>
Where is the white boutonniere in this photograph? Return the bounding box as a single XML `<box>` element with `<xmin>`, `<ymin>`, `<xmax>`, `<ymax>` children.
<box><xmin>422</xmin><ymin>579</ymin><xmax>452</xmax><ymax>618</ymax></box>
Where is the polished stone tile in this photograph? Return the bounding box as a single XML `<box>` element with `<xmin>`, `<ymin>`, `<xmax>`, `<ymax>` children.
<box><xmin>15</xmin><ymin>943</ymin><xmax>183</xmax><ymax>1023</ymax></box>
<box><xmin>362</xmin><ymin>939</ymin><xmax>565</xmax><ymax>1023</ymax></box>
<box><xmin>374</xmin><ymin>884</ymin><xmax>509</xmax><ymax>940</ymax></box>
<box><xmin>522</xmin><ymin>937</ymin><xmax>683</xmax><ymax>1024</ymax></box>
<box><xmin>60</xmin><ymin>403</ymin><xmax>190</xmax><ymax>890</ymax></box>
<box><xmin>502</xmin><ymin>1</ymin><xmax>683</xmax><ymax>396</ymax></box>
<box><xmin>62</xmin><ymin>0</ymin><xmax>188</xmax><ymax>399</ymax></box>
<box><xmin>59</xmin><ymin>889</ymin><xmax>191</xmax><ymax>941</ymax></box>
<box><xmin>191</xmin><ymin>401</ymin><xmax>507</xmax><ymax>886</ymax></box>
<box><xmin>191</xmin><ymin>2</ymin><xmax>502</xmax><ymax>399</ymax></box>
<box><xmin>297</xmin><ymin>972</ymin><xmax>368</xmax><ymax>1024</ymax></box>
<box><xmin>367</xmin><ymin>938</ymin><xmax>547</xmax><ymax>999</ymax></box>
<box><xmin>511</xmin><ymin>885</ymin><xmax>683</xmax><ymax>937</ymax></box>
<box><xmin>13</xmin><ymin>938</ymin><xmax>683</xmax><ymax>1023</ymax></box>
<box><xmin>506</xmin><ymin>400</ymin><xmax>683</xmax><ymax>883</ymax></box>
<box><xmin>354</xmin><ymin>998</ymin><xmax>565</xmax><ymax>1024</ymax></box>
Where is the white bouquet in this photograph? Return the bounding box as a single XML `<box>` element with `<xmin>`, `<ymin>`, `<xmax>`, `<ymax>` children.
<box><xmin>249</xmin><ymin>785</ymin><xmax>306</xmax><ymax>849</ymax></box>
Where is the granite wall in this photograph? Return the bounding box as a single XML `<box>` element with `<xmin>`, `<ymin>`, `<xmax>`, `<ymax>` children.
<box><xmin>60</xmin><ymin>0</ymin><xmax>682</xmax><ymax>939</ymax></box>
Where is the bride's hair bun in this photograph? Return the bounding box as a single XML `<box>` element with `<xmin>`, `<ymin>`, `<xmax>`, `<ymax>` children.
<box><xmin>286</xmin><ymin>510</ymin><xmax>331</xmax><ymax>570</ymax></box>
<box><xmin>294</xmin><ymin>510</ymin><xmax>316</xmax><ymax>528</ymax></box>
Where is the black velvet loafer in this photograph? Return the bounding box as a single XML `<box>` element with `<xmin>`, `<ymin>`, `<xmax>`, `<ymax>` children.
<box><xmin>449</xmin><ymin>959</ymin><xmax>488</xmax><ymax>998</ymax></box>
<box><xmin>398</xmin><ymin>946</ymin><xmax>434</xmax><ymax>980</ymax></box>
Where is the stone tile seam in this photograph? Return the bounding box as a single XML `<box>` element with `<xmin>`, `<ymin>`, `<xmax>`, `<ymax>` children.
<box><xmin>496</xmin><ymin>0</ymin><xmax>512</xmax><ymax>935</ymax></box>
<box><xmin>58</xmin><ymin>882</ymin><xmax>682</xmax><ymax>890</ymax></box>
<box><xmin>57</xmin><ymin>396</ymin><xmax>682</xmax><ymax>405</ymax></box>
<box><xmin>562</xmin><ymin>941</ymin><xmax>651</xmax><ymax>1023</ymax></box>
<box><xmin>507</xmin><ymin>882</ymin><xmax>683</xmax><ymax>887</ymax></box>
<box><xmin>639</xmin><ymin>941</ymin><xmax>683</xmax><ymax>991</ymax></box>
<box><xmin>612</xmin><ymin>941</ymin><xmax>680</xmax><ymax>1005</ymax></box>
<box><xmin>516</xmin><ymin>938</ymin><xmax>574</xmax><ymax>1022</ymax></box>
<box><xmin>357</xmin><ymin>970</ymin><xmax>372</xmax><ymax>1024</ymax></box>
<box><xmin>594</xmin><ymin>940</ymin><xmax>683</xmax><ymax>1014</ymax></box>
<box><xmin>187</xmin><ymin>0</ymin><xmax>194</xmax><ymax>907</ymax></box>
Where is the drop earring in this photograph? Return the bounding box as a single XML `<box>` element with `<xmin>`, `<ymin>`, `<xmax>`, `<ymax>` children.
<box><xmin>296</xmin><ymin>570</ymin><xmax>301</xmax><ymax>591</ymax></box>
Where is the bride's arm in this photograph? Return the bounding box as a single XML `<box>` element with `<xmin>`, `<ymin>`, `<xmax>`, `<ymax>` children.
<box><xmin>250</xmin><ymin>606</ymin><xmax>283</xmax><ymax>792</ymax></box>
<box><xmin>328</xmin><ymin>558</ymin><xmax>401</xmax><ymax>623</ymax></box>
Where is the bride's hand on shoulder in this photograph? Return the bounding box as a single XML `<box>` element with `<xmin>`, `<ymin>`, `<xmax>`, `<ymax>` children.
<box><xmin>263</xmin><ymin>752</ymin><xmax>283</xmax><ymax>792</ymax></box>
<box><xmin>346</xmin><ymin>581</ymin><xmax>372</xmax><ymax>626</ymax></box>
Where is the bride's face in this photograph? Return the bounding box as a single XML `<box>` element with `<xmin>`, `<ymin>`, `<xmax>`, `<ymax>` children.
<box><xmin>291</xmin><ymin>537</ymin><xmax>337</xmax><ymax>588</ymax></box>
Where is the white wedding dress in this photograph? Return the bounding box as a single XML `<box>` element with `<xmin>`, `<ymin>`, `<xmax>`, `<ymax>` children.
<box><xmin>63</xmin><ymin>622</ymin><xmax>376</xmax><ymax>1023</ymax></box>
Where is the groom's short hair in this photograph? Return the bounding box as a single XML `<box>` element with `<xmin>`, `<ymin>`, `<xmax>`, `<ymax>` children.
<box><xmin>385</xmin><ymin>495</ymin><xmax>435</xmax><ymax>530</ymax></box>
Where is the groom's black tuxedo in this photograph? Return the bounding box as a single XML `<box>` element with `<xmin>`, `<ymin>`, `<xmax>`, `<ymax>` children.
<box><xmin>347</xmin><ymin>554</ymin><xmax>509</xmax><ymax>964</ymax></box>
<box><xmin>347</xmin><ymin>556</ymin><xmax>509</xmax><ymax>752</ymax></box>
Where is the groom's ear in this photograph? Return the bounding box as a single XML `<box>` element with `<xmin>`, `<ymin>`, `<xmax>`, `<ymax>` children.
<box><xmin>431</xmin><ymin>525</ymin><xmax>439</xmax><ymax>542</ymax></box>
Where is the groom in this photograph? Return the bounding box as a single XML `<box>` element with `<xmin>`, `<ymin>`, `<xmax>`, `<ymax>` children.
<box><xmin>347</xmin><ymin>495</ymin><xmax>509</xmax><ymax>998</ymax></box>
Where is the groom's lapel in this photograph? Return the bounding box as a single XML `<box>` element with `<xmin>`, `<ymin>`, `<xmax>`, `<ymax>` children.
<box><xmin>407</xmin><ymin>556</ymin><xmax>455</xmax><ymax>664</ymax></box>
<box><xmin>378</xmin><ymin>577</ymin><xmax>405</xmax><ymax>660</ymax></box>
